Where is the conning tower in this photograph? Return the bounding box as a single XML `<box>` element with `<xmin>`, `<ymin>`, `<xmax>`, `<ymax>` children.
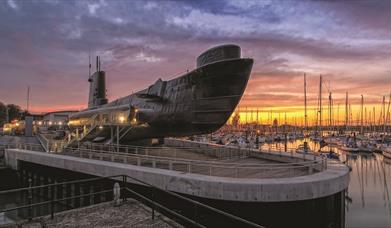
<box><xmin>88</xmin><ymin>56</ymin><xmax>108</xmax><ymax>108</ymax></box>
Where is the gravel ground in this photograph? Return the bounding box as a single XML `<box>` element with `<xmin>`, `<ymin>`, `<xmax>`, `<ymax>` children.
<box><xmin>8</xmin><ymin>200</ymin><xmax>182</xmax><ymax>228</ymax></box>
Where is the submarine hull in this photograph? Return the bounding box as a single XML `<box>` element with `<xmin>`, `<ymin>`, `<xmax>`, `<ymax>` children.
<box><xmin>122</xmin><ymin>58</ymin><xmax>253</xmax><ymax>141</ymax></box>
<box><xmin>69</xmin><ymin>45</ymin><xmax>254</xmax><ymax>144</ymax></box>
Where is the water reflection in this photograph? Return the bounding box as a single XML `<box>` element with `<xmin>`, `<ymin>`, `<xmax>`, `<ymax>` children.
<box><xmin>262</xmin><ymin>139</ymin><xmax>391</xmax><ymax>228</ymax></box>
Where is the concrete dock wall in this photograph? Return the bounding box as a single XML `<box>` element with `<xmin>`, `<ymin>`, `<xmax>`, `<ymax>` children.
<box><xmin>4</xmin><ymin>149</ymin><xmax>349</xmax><ymax>202</ymax></box>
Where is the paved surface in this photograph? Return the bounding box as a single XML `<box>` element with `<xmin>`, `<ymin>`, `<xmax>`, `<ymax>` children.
<box><xmin>12</xmin><ymin>200</ymin><xmax>181</xmax><ymax>228</ymax></box>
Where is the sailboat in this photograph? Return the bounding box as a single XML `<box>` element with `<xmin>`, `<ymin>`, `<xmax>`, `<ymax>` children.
<box><xmin>381</xmin><ymin>93</ymin><xmax>391</xmax><ymax>157</ymax></box>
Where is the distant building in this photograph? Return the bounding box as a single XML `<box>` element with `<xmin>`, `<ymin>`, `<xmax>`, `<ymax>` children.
<box><xmin>42</xmin><ymin>111</ymin><xmax>78</xmax><ymax>127</ymax></box>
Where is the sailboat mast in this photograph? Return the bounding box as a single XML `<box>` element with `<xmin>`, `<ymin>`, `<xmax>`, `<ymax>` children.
<box><xmin>345</xmin><ymin>92</ymin><xmax>348</xmax><ymax>131</ymax></box>
<box><xmin>304</xmin><ymin>73</ymin><xmax>308</xmax><ymax>134</ymax></box>
<box><xmin>329</xmin><ymin>92</ymin><xmax>332</xmax><ymax>132</ymax></box>
<box><xmin>319</xmin><ymin>75</ymin><xmax>322</xmax><ymax>136</ymax></box>
<box><xmin>373</xmin><ymin>106</ymin><xmax>376</xmax><ymax>133</ymax></box>
<box><xmin>337</xmin><ymin>103</ymin><xmax>340</xmax><ymax>129</ymax></box>
<box><xmin>386</xmin><ymin>92</ymin><xmax>391</xmax><ymax>133</ymax></box>
<box><xmin>383</xmin><ymin>96</ymin><xmax>386</xmax><ymax>133</ymax></box>
<box><xmin>361</xmin><ymin>95</ymin><xmax>364</xmax><ymax>134</ymax></box>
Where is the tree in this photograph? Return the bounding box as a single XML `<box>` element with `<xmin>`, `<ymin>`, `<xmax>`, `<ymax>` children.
<box><xmin>0</xmin><ymin>102</ymin><xmax>6</xmax><ymax>126</ymax></box>
<box><xmin>6</xmin><ymin>104</ymin><xmax>22</xmax><ymax>122</ymax></box>
<box><xmin>0</xmin><ymin>103</ymin><xmax>25</xmax><ymax>126</ymax></box>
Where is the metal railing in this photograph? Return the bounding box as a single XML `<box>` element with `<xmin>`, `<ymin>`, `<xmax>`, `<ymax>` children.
<box><xmin>0</xmin><ymin>175</ymin><xmax>264</xmax><ymax>228</ymax></box>
<box><xmin>61</xmin><ymin>146</ymin><xmax>325</xmax><ymax>178</ymax></box>
<box><xmin>2</xmin><ymin>142</ymin><xmax>327</xmax><ymax>179</ymax></box>
<box><xmin>74</xmin><ymin>141</ymin><xmax>255</xmax><ymax>160</ymax></box>
<box><xmin>1</xmin><ymin>143</ymin><xmax>45</xmax><ymax>152</ymax></box>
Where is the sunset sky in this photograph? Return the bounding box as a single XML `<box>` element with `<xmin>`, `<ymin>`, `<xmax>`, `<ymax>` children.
<box><xmin>1</xmin><ymin>0</ymin><xmax>391</xmax><ymax>124</ymax></box>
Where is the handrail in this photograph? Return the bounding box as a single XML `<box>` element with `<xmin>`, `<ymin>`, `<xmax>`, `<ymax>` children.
<box><xmin>36</xmin><ymin>133</ymin><xmax>52</xmax><ymax>152</ymax></box>
<box><xmin>63</xmin><ymin>148</ymin><xmax>324</xmax><ymax>178</ymax></box>
<box><xmin>2</xmin><ymin>142</ymin><xmax>325</xmax><ymax>168</ymax></box>
<box><xmin>0</xmin><ymin>174</ymin><xmax>264</xmax><ymax>228</ymax></box>
<box><xmin>4</xmin><ymin>142</ymin><xmax>326</xmax><ymax>178</ymax></box>
<box><xmin>64</xmin><ymin>146</ymin><xmax>323</xmax><ymax>168</ymax></box>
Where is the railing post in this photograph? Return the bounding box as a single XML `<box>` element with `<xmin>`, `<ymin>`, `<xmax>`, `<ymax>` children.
<box><xmin>193</xmin><ymin>203</ymin><xmax>199</xmax><ymax>225</ymax></box>
<box><xmin>169</xmin><ymin>161</ymin><xmax>173</xmax><ymax>170</ymax></box>
<box><xmin>28</xmin><ymin>178</ymin><xmax>33</xmax><ymax>221</ymax></box>
<box><xmin>137</xmin><ymin>157</ymin><xmax>141</xmax><ymax>166</ymax></box>
<box><xmin>122</xmin><ymin>175</ymin><xmax>127</xmax><ymax>202</ymax></box>
<box><xmin>151</xmin><ymin>188</ymin><xmax>155</xmax><ymax>220</ymax></box>
<box><xmin>324</xmin><ymin>158</ymin><xmax>327</xmax><ymax>170</ymax></box>
<box><xmin>308</xmin><ymin>163</ymin><xmax>313</xmax><ymax>174</ymax></box>
<box><xmin>50</xmin><ymin>183</ymin><xmax>54</xmax><ymax>219</ymax></box>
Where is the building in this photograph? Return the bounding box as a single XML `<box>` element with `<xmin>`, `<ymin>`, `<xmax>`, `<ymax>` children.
<box><xmin>42</xmin><ymin>111</ymin><xmax>78</xmax><ymax>127</ymax></box>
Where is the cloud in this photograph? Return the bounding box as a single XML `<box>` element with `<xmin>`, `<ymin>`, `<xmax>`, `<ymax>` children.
<box><xmin>88</xmin><ymin>4</ymin><xmax>98</xmax><ymax>14</ymax></box>
<box><xmin>7</xmin><ymin>0</ymin><xmax>18</xmax><ymax>9</ymax></box>
<box><xmin>135</xmin><ymin>52</ymin><xmax>161</xmax><ymax>63</ymax></box>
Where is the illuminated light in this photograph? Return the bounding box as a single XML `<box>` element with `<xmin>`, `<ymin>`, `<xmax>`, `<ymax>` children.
<box><xmin>38</xmin><ymin>121</ymin><xmax>42</xmax><ymax>125</ymax></box>
<box><xmin>58</xmin><ymin>122</ymin><xmax>63</xmax><ymax>125</ymax></box>
<box><xmin>15</xmin><ymin>123</ymin><xmax>19</xmax><ymax>127</ymax></box>
<box><xmin>135</xmin><ymin>109</ymin><xmax>139</xmax><ymax>113</ymax></box>
<box><xmin>99</xmin><ymin>125</ymin><xmax>103</xmax><ymax>130</ymax></box>
<box><xmin>119</xmin><ymin>116</ymin><xmax>125</xmax><ymax>123</ymax></box>
<box><xmin>49</xmin><ymin>121</ymin><xmax>52</xmax><ymax>125</ymax></box>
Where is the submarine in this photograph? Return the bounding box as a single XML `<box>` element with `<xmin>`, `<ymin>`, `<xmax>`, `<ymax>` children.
<box><xmin>68</xmin><ymin>44</ymin><xmax>253</xmax><ymax>144</ymax></box>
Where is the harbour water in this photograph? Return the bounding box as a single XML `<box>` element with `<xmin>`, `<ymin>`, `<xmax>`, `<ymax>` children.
<box><xmin>261</xmin><ymin>139</ymin><xmax>391</xmax><ymax>228</ymax></box>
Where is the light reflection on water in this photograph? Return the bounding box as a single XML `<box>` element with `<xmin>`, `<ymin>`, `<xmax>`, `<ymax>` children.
<box><xmin>262</xmin><ymin>139</ymin><xmax>391</xmax><ymax>228</ymax></box>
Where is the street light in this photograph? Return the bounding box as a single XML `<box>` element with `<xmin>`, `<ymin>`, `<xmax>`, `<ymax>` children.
<box><xmin>119</xmin><ymin>116</ymin><xmax>125</xmax><ymax>123</ymax></box>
